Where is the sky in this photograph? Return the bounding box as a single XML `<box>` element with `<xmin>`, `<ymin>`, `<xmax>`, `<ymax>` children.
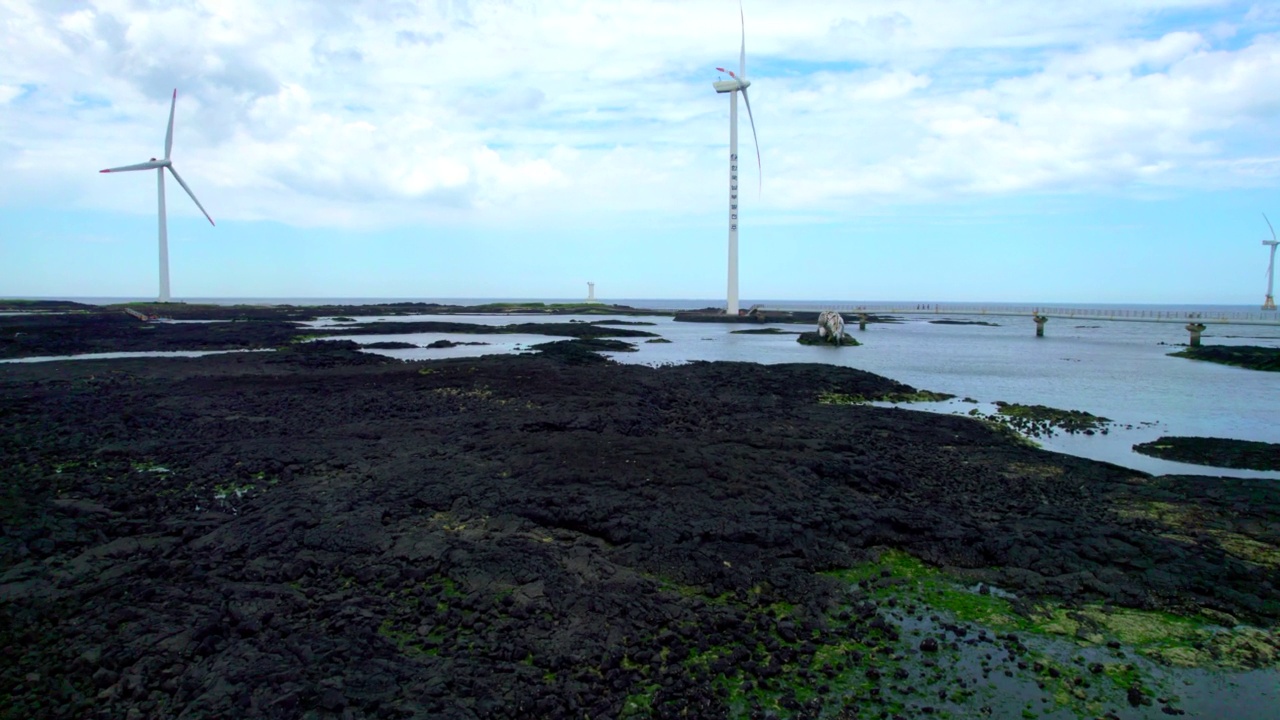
<box><xmin>2</xmin><ymin>0</ymin><xmax>1280</xmax><ymax>305</ymax></box>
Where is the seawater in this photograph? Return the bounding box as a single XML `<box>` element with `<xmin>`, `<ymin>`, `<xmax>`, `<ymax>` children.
<box><xmin>597</xmin><ymin>314</ymin><xmax>1279</xmax><ymax>478</ymax></box>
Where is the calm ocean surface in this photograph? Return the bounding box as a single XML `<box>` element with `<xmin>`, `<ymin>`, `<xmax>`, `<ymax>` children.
<box><xmin>29</xmin><ymin>297</ymin><xmax>1280</xmax><ymax>478</ymax></box>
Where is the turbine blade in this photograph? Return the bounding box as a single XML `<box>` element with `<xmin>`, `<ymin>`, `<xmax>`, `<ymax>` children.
<box><xmin>1265</xmin><ymin>212</ymin><xmax>1276</xmax><ymax>242</ymax></box>
<box><xmin>738</xmin><ymin>0</ymin><xmax>746</xmax><ymax>79</ymax></box>
<box><xmin>741</xmin><ymin>86</ymin><xmax>761</xmax><ymax>193</ymax></box>
<box><xmin>165</xmin><ymin>89</ymin><xmax>177</xmax><ymax>160</ymax></box>
<box><xmin>166</xmin><ymin>166</ymin><xmax>215</xmax><ymax>226</ymax></box>
<box><xmin>100</xmin><ymin>161</ymin><xmax>165</xmax><ymax>173</ymax></box>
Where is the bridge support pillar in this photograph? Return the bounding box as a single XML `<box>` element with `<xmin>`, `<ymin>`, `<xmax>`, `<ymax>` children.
<box><xmin>1033</xmin><ymin>315</ymin><xmax>1048</xmax><ymax>337</ymax></box>
<box><xmin>1186</xmin><ymin>323</ymin><xmax>1207</xmax><ymax>347</ymax></box>
<box><xmin>858</xmin><ymin>314</ymin><xmax>868</xmax><ymax>331</ymax></box>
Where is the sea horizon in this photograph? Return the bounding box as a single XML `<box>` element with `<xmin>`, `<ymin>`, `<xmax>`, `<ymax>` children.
<box><xmin>9</xmin><ymin>295</ymin><xmax>1277</xmax><ymax>314</ymax></box>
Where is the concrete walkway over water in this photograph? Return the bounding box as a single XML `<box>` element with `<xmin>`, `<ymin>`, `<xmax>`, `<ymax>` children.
<box><xmin>757</xmin><ymin>304</ymin><xmax>1280</xmax><ymax>327</ymax></box>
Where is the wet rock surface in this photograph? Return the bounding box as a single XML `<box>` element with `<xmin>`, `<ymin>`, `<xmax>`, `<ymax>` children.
<box><xmin>1133</xmin><ymin>436</ymin><xmax>1280</xmax><ymax>471</ymax></box>
<box><xmin>1</xmin><ymin>314</ymin><xmax>1277</xmax><ymax>719</ymax></box>
<box><xmin>0</xmin><ymin>311</ymin><xmax>655</xmax><ymax>360</ymax></box>
<box><xmin>1</xmin><ymin>311</ymin><xmax>302</xmax><ymax>359</ymax></box>
<box><xmin>423</xmin><ymin>340</ymin><xmax>490</xmax><ymax>349</ymax></box>
<box><xmin>796</xmin><ymin>332</ymin><xmax>860</xmax><ymax>347</ymax></box>
<box><xmin>1168</xmin><ymin>345</ymin><xmax>1280</xmax><ymax>372</ymax></box>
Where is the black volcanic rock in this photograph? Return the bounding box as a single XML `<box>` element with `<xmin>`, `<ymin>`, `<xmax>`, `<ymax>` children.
<box><xmin>1133</xmin><ymin>436</ymin><xmax>1280</xmax><ymax>471</ymax></box>
<box><xmin>0</xmin><ymin>309</ymin><xmax>1276</xmax><ymax>719</ymax></box>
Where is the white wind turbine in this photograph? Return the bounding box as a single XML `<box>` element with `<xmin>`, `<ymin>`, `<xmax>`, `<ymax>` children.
<box><xmin>1263</xmin><ymin>213</ymin><xmax>1278</xmax><ymax>311</ymax></box>
<box><xmin>712</xmin><ymin>1</ymin><xmax>761</xmax><ymax>316</ymax></box>
<box><xmin>101</xmin><ymin>89</ymin><xmax>214</xmax><ymax>303</ymax></box>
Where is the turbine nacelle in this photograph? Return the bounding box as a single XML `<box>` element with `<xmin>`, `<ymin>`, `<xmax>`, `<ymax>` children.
<box><xmin>99</xmin><ymin>158</ymin><xmax>172</xmax><ymax>174</ymax></box>
<box><xmin>713</xmin><ymin>67</ymin><xmax>751</xmax><ymax>93</ymax></box>
<box><xmin>713</xmin><ymin>78</ymin><xmax>751</xmax><ymax>93</ymax></box>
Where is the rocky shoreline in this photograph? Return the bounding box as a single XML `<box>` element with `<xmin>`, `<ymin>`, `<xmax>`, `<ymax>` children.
<box><xmin>1</xmin><ymin>307</ymin><xmax>1277</xmax><ymax>719</ymax></box>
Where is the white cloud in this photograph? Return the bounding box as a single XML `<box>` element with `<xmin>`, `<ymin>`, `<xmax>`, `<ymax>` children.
<box><xmin>0</xmin><ymin>0</ymin><xmax>1277</xmax><ymax>229</ymax></box>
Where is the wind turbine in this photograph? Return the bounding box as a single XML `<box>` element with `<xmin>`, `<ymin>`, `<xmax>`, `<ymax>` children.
<box><xmin>101</xmin><ymin>89</ymin><xmax>214</xmax><ymax>303</ymax></box>
<box><xmin>713</xmin><ymin>1</ymin><xmax>761</xmax><ymax>316</ymax></box>
<box><xmin>1264</xmin><ymin>214</ymin><xmax>1278</xmax><ymax>311</ymax></box>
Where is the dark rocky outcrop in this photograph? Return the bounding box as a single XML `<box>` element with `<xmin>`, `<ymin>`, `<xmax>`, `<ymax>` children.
<box><xmin>797</xmin><ymin>331</ymin><xmax>860</xmax><ymax>346</ymax></box>
<box><xmin>363</xmin><ymin>341</ymin><xmax>419</xmax><ymax>349</ymax></box>
<box><xmin>1134</xmin><ymin>436</ymin><xmax>1280</xmax><ymax>471</ymax></box>
<box><xmin>1169</xmin><ymin>345</ymin><xmax>1280</xmax><ymax>372</ymax></box>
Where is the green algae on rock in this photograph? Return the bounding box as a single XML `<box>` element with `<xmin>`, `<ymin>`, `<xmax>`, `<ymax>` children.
<box><xmin>966</xmin><ymin>401</ymin><xmax>1113</xmax><ymax>439</ymax></box>
<box><xmin>819</xmin><ymin>389</ymin><xmax>956</xmax><ymax>405</ymax></box>
<box><xmin>821</xmin><ymin>549</ymin><xmax>1280</xmax><ymax>718</ymax></box>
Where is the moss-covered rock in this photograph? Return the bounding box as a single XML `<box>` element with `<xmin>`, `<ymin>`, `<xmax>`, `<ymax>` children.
<box><xmin>982</xmin><ymin>402</ymin><xmax>1111</xmax><ymax>438</ymax></box>
<box><xmin>819</xmin><ymin>389</ymin><xmax>956</xmax><ymax>405</ymax></box>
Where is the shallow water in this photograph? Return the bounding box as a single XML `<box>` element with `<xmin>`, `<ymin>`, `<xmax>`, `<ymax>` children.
<box><xmin>0</xmin><ymin>349</ymin><xmax>275</xmax><ymax>364</ymax></box>
<box><xmin>308</xmin><ymin>314</ymin><xmax>661</xmax><ymax>359</ymax></box>
<box><xmin>320</xmin><ymin>331</ymin><xmax>557</xmax><ymax>360</ymax></box>
<box><xmin>880</xmin><ymin>598</ymin><xmax>1280</xmax><ymax>720</ymax></box>
<box><xmin>153</xmin><ymin>319</ymin><xmax>225</xmax><ymax>324</ymax></box>
<box><xmin>594</xmin><ymin>315</ymin><xmax>1280</xmax><ymax>479</ymax></box>
<box><xmin>297</xmin><ymin>313</ymin><xmax>630</xmax><ymax>328</ymax></box>
<box><xmin>872</xmin><ymin>397</ymin><xmax>1280</xmax><ymax>480</ymax></box>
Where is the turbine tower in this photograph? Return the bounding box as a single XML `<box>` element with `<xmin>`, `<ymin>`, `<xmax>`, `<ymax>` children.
<box><xmin>1264</xmin><ymin>214</ymin><xmax>1278</xmax><ymax>311</ymax></box>
<box><xmin>712</xmin><ymin>1</ymin><xmax>760</xmax><ymax>317</ymax></box>
<box><xmin>101</xmin><ymin>89</ymin><xmax>214</xmax><ymax>303</ymax></box>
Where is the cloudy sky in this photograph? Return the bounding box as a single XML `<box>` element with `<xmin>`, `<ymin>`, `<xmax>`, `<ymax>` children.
<box><xmin>2</xmin><ymin>0</ymin><xmax>1279</xmax><ymax>305</ymax></box>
